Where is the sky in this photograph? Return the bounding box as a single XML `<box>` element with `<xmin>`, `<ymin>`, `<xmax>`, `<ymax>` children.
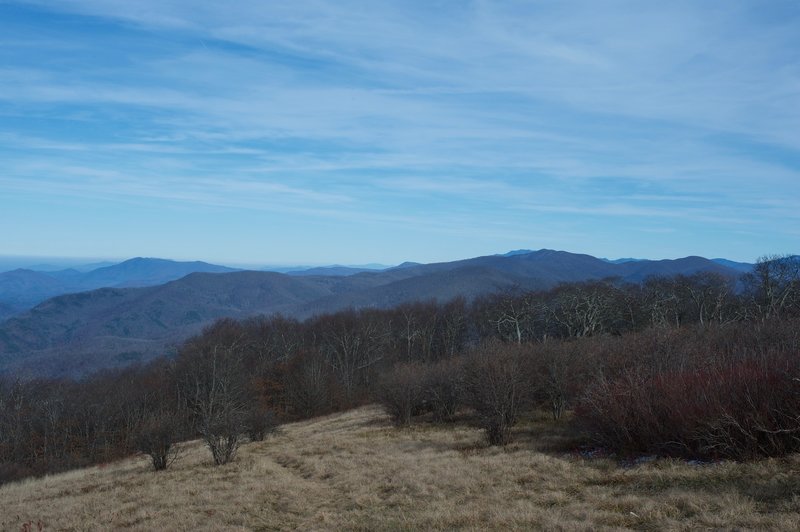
<box><xmin>1</xmin><ymin>0</ymin><xmax>798</xmax><ymax>266</ymax></box>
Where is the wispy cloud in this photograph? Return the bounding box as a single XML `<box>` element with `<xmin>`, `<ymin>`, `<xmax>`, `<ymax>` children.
<box><xmin>1</xmin><ymin>0</ymin><xmax>798</xmax><ymax>262</ymax></box>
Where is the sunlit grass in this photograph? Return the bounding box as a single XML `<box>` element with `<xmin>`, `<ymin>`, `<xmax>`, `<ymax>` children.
<box><xmin>2</xmin><ymin>405</ymin><xmax>799</xmax><ymax>530</ymax></box>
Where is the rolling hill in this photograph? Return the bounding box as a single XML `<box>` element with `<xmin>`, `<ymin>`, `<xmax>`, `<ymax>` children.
<box><xmin>0</xmin><ymin>258</ymin><xmax>239</xmax><ymax>318</ymax></box>
<box><xmin>0</xmin><ymin>250</ymin><xmax>747</xmax><ymax>378</ymax></box>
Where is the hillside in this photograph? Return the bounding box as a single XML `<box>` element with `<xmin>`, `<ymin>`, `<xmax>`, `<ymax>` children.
<box><xmin>0</xmin><ymin>269</ymin><xmax>66</xmax><ymax>310</ymax></box>
<box><xmin>0</xmin><ymin>250</ymin><xmax>746</xmax><ymax>378</ymax></box>
<box><xmin>1</xmin><ymin>406</ymin><xmax>798</xmax><ymax>530</ymax></box>
<box><xmin>0</xmin><ymin>302</ymin><xmax>20</xmax><ymax>323</ymax></box>
<box><xmin>0</xmin><ymin>258</ymin><xmax>239</xmax><ymax>316</ymax></box>
<box><xmin>0</xmin><ymin>271</ymin><xmax>344</xmax><ymax>377</ymax></box>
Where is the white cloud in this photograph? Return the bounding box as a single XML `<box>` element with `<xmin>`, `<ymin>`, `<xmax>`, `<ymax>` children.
<box><xmin>2</xmin><ymin>0</ymin><xmax>798</xmax><ymax>260</ymax></box>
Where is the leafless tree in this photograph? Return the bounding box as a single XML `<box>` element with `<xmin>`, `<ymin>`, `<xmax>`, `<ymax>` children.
<box><xmin>743</xmin><ymin>255</ymin><xmax>800</xmax><ymax>320</ymax></box>
<box><xmin>318</xmin><ymin>310</ymin><xmax>389</xmax><ymax>402</ymax></box>
<box><xmin>491</xmin><ymin>290</ymin><xmax>535</xmax><ymax>344</ymax></box>
<box><xmin>549</xmin><ymin>281</ymin><xmax>622</xmax><ymax>338</ymax></box>
<box><xmin>284</xmin><ymin>350</ymin><xmax>332</xmax><ymax>418</ymax></box>
<box><xmin>176</xmin><ymin>320</ymin><xmax>251</xmax><ymax>465</ymax></box>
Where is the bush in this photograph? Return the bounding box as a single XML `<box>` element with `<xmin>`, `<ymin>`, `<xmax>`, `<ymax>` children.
<box><xmin>576</xmin><ymin>354</ymin><xmax>800</xmax><ymax>460</ymax></box>
<box><xmin>376</xmin><ymin>362</ymin><xmax>427</xmax><ymax>426</ymax></box>
<box><xmin>527</xmin><ymin>342</ymin><xmax>592</xmax><ymax>421</ymax></box>
<box><xmin>200</xmin><ymin>412</ymin><xmax>245</xmax><ymax>466</ymax></box>
<box><xmin>135</xmin><ymin>414</ymin><xmax>180</xmax><ymax>471</ymax></box>
<box><xmin>0</xmin><ymin>462</ymin><xmax>34</xmax><ymax>486</ymax></box>
<box><xmin>463</xmin><ymin>343</ymin><xmax>532</xmax><ymax>445</ymax></box>
<box><xmin>422</xmin><ymin>357</ymin><xmax>463</xmax><ymax>422</ymax></box>
<box><xmin>245</xmin><ymin>408</ymin><xmax>278</xmax><ymax>441</ymax></box>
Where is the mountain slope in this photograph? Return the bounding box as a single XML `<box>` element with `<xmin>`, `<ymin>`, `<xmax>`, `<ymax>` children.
<box><xmin>0</xmin><ymin>250</ymin><xmax>746</xmax><ymax>378</ymax></box>
<box><xmin>0</xmin><ymin>269</ymin><xmax>68</xmax><ymax>309</ymax></box>
<box><xmin>78</xmin><ymin>257</ymin><xmax>238</xmax><ymax>287</ymax></box>
<box><xmin>287</xmin><ymin>265</ymin><xmax>381</xmax><ymax>277</ymax></box>
<box><xmin>0</xmin><ymin>302</ymin><xmax>17</xmax><ymax>322</ymax></box>
<box><xmin>0</xmin><ymin>258</ymin><xmax>239</xmax><ymax>314</ymax></box>
<box><xmin>712</xmin><ymin>258</ymin><xmax>754</xmax><ymax>273</ymax></box>
<box><xmin>614</xmin><ymin>256</ymin><xmax>739</xmax><ymax>282</ymax></box>
<box><xmin>0</xmin><ymin>271</ymin><xmax>341</xmax><ymax>376</ymax></box>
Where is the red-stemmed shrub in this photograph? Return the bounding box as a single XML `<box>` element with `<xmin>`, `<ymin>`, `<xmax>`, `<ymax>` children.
<box><xmin>576</xmin><ymin>352</ymin><xmax>800</xmax><ymax>460</ymax></box>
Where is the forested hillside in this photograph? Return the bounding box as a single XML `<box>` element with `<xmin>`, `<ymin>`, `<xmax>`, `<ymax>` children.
<box><xmin>0</xmin><ymin>250</ymin><xmax>748</xmax><ymax>378</ymax></box>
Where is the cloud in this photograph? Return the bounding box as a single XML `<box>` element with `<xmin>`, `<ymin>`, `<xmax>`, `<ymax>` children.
<box><xmin>1</xmin><ymin>1</ymin><xmax>798</xmax><ymax>261</ymax></box>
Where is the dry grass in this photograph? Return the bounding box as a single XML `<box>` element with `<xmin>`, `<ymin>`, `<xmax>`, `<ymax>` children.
<box><xmin>2</xmin><ymin>406</ymin><xmax>800</xmax><ymax>531</ymax></box>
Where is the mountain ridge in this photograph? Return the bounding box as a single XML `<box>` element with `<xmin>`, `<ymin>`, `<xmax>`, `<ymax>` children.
<box><xmin>0</xmin><ymin>258</ymin><xmax>239</xmax><ymax>317</ymax></box>
<box><xmin>0</xmin><ymin>250</ymin><xmax>752</xmax><ymax>378</ymax></box>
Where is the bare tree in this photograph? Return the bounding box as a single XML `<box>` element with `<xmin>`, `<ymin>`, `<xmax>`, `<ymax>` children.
<box><xmin>681</xmin><ymin>272</ymin><xmax>738</xmax><ymax>326</ymax></box>
<box><xmin>176</xmin><ymin>320</ymin><xmax>251</xmax><ymax>465</ymax></box>
<box><xmin>319</xmin><ymin>310</ymin><xmax>389</xmax><ymax>402</ymax></box>
<box><xmin>284</xmin><ymin>350</ymin><xmax>332</xmax><ymax>418</ymax></box>
<box><xmin>550</xmin><ymin>281</ymin><xmax>622</xmax><ymax>338</ymax></box>
<box><xmin>490</xmin><ymin>290</ymin><xmax>535</xmax><ymax>344</ymax></box>
<box><xmin>743</xmin><ymin>255</ymin><xmax>800</xmax><ymax>320</ymax></box>
<box><xmin>441</xmin><ymin>297</ymin><xmax>469</xmax><ymax>358</ymax></box>
<box><xmin>642</xmin><ymin>276</ymin><xmax>684</xmax><ymax>327</ymax></box>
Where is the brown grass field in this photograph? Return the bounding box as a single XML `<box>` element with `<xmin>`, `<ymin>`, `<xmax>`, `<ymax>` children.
<box><xmin>2</xmin><ymin>406</ymin><xmax>800</xmax><ymax>531</ymax></box>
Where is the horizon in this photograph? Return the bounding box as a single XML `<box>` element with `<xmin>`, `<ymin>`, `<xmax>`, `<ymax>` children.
<box><xmin>2</xmin><ymin>1</ymin><xmax>799</xmax><ymax>264</ymax></box>
<box><xmin>0</xmin><ymin>248</ymin><xmax>770</xmax><ymax>274</ymax></box>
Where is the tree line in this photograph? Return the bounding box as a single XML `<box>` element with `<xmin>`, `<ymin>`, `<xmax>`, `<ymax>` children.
<box><xmin>0</xmin><ymin>255</ymin><xmax>798</xmax><ymax>483</ymax></box>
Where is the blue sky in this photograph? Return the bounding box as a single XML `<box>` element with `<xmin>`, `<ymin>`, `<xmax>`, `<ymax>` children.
<box><xmin>1</xmin><ymin>0</ymin><xmax>798</xmax><ymax>265</ymax></box>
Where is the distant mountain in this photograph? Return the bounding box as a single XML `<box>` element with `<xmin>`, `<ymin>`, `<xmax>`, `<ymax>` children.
<box><xmin>601</xmin><ymin>257</ymin><xmax>644</xmax><ymax>264</ymax></box>
<box><xmin>0</xmin><ymin>271</ymin><xmax>339</xmax><ymax>378</ymax></box>
<box><xmin>0</xmin><ymin>258</ymin><xmax>238</xmax><ymax>317</ymax></box>
<box><xmin>0</xmin><ymin>257</ymin><xmax>119</xmax><ymax>273</ymax></box>
<box><xmin>711</xmin><ymin>258</ymin><xmax>754</xmax><ymax>273</ymax></box>
<box><xmin>77</xmin><ymin>257</ymin><xmax>237</xmax><ymax>287</ymax></box>
<box><xmin>0</xmin><ymin>269</ymin><xmax>68</xmax><ymax>309</ymax></box>
<box><xmin>28</xmin><ymin>261</ymin><xmax>119</xmax><ymax>273</ymax></box>
<box><xmin>287</xmin><ymin>266</ymin><xmax>382</xmax><ymax>277</ymax></box>
<box><xmin>612</xmin><ymin>256</ymin><xmax>738</xmax><ymax>282</ymax></box>
<box><xmin>0</xmin><ymin>249</ymin><xmax>747</xmax><ymax>379</ymax></box>
<box><xmin>264</xmin><ymin>263</ymin><xmax>391</xmax><ymax>275</ymax></box>
<box><xmin>389</xmin><ymin>261</ymin><xmax>422</xmax><ymax>270</ymax></box>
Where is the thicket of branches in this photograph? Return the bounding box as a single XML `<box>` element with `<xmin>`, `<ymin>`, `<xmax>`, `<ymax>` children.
<box><xmin>1</xmin><ymin>255</ymin><xmax>798</xmax><ymax>483</ymax></box>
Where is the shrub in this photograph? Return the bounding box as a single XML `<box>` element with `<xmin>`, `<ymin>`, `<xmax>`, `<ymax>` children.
<box><xmin>135</xmin><ymin>413</ymin><xmax>180</xmax><ymax>471</ymax></box>
<box><xmin>376</xmin><ymin>362</ymin><xmax>427</xmax><ymax>426</ymax></box>
<box><xmin>527</xmin><ymin>342</ymin><xmax>593</xmax><ymax>421</ymax></box>
<box><xmin>576</xmin><ymin>353</ymin><xmax>800</xmax><ymax>460</ymax></box>
<box><xmin>245</xmin><ymin>408</ymin><xmax>278</xmax><ymax>442</ymax></box>
<box><xmin>202</xmin><ymin>413</ymin><xmax>244</xmax><ymax>465</ymax></box>
<box><xmin>422</xmin><ymin>357</ymin><xmax>464</xmax><ymax>422</ymax></box>
<box><xmin>463</xmin><ymin>343</ymin><xmax>532</xmax><ymax>445</ymax></box>
<box><xmin>0</xmin><ymin>462</ymin><xmax>34</xmax><ymax>486</ymax></box>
